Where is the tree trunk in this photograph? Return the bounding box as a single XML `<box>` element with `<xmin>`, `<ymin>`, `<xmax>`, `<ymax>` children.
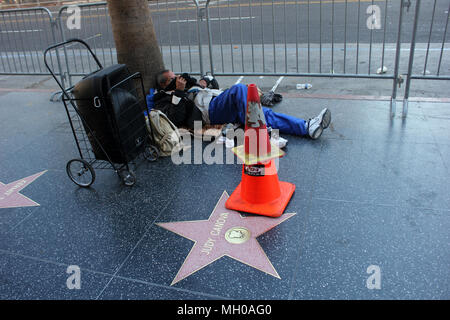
<box><xmin>107</xmin><ymin>0</ymin><xmax>164</xmax><ymax>92</ymax></box>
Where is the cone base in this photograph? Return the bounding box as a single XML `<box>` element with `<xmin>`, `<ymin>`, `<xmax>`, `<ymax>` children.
<box><xmin>232</xmin><ymin>143</ymin><xmax>285</xmax><ymax>165</ymax></box>
<box><xmin>225</xmin><ymin>181</ymin><xmax>296</xmax><ymax>217</ymax></box>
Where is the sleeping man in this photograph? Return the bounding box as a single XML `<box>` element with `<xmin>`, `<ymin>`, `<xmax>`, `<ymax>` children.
<box><xmin>153</xmin><ymin>70</ymin><xmax>331</xmax><ymax>140</ymax></box>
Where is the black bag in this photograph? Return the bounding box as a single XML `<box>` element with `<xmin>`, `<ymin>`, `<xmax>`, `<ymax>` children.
<box><xmin>71</xmin><ymin>64</ymin><xmax>147</xmax><ymax>164</ymax></box>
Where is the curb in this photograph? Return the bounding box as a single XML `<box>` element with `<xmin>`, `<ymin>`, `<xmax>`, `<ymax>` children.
<box><xmin>1</xmin><ymin>87</ymin><xmax>450</xmax><ymax>103</ymax></box>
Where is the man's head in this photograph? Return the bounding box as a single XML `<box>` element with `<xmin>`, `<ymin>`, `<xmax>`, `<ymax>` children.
<box><xmin>156</xmin><ymin>69</ymin><xmax>176</xmax><ymax>90</ymax></box>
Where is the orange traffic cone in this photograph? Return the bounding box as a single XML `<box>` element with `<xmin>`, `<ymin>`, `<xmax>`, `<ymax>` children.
<box><xmin>225</xmin><ymin>84</ymin><xmax>295</xmax><ymax>217</ymax></box>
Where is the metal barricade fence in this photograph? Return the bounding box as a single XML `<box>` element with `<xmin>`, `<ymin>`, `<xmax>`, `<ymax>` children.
<box><xmin>57</xmin><ymin>2</ymin><xmax>115</xmax><ymax>88</ymax></box>
<box><xmin>156</xmin><ymin>0</ymin><xmax>203</xmax><ymax>76</ymax></box>
<box><xmin>0</xmin><ymin>1</ymin><xmax>93</xmax><ymax>10</ymax></box>
<box><xmin>402</xmin><ymin>0</ymin><xmax>450</xmax><ymax>116</ymax></box>
<box><xmin>0</xmin><ymin>7</ymin><xmax>60</xmax><ymax>75</ymax></box>
<box><xmin>57</xmin><ymin>0</ymin><xmax>204</xmax><ymax>88</ymax></box>
<box><xmin>55</xmin><ymin>0</ymin><xmax>409</xmax><ymax>109</ymax></box>
<box><xmin>0</xmin><ymin>0</ymin><xmax>449</xmax><ymax>114</ymax></box>
<box><xmin>203</xmin><ymin>0</ymin><xmax>402</xmax><ymax>76</ymax></box>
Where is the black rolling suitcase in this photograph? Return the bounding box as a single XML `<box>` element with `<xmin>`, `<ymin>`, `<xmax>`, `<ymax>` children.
<box><xmin>71</xmin><ymin>64</ymin><xmax>147</xmax><ymax>164</ymax></box>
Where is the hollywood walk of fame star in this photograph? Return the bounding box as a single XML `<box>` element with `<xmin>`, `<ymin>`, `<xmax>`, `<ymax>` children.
<box><xmin>156</xmin><ymin>191</ymin><xmax>296</xmax><ymax>285</ymax></box>
<box><xmin>0</xmin><ymin>171</ymin><xmax>47</xmax><ymax>209</ymax></box>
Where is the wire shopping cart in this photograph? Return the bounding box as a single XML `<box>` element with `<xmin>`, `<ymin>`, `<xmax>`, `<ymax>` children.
<box><xmin>44</xmin><ymin>39</ymin><xmax>159</xmax><ymax>187</ymax></box>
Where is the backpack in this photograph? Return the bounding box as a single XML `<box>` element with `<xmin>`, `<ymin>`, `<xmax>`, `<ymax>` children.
<box><xmin>148</xmin><ymin>109</ymin><xmax>182</xmax><ymax>157</ymax></box>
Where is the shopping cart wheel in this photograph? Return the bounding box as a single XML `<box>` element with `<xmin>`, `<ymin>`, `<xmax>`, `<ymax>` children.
<box><xmin>144</xmin><ymin>145</ymin><xmax>159</xmax><ymax>162</ymax></box>
<box><xmin>119</xmin><ymin>169</ymin><xmax>136</xmax><ymax>187</ymax></box>
<box><xmin>66</xmin><ymin>159</ymin><xmax>95</xmax><ymax>188</ymax></box>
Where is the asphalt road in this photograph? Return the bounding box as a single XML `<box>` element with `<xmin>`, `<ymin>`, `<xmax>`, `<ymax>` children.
<box><xmin>1</xmin><ymin>0</ymin><xmax>449</xmax><ymax>50</ymax></box>
<box><xmin>1</xmin><ymin>0</ymin><xmax>449</xmax><ymax>76</ymax></box>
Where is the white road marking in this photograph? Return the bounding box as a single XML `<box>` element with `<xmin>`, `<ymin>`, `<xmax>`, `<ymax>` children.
<box><xmin>235</xmin><ymin>76</ymin><xmax>244</xmax><ymax>84</ymax></box>
<box><xmin>170</xmin><ymin>16</ymin><xmax>255</xmax><ymax>23</ymax></box>
<box><xmin>64</xmin><ymin>33</ymin><xmax>102</xmax><ymax>49</ymax></box>
<box><xmin>271</xmin><ymin>76</ymin><xmax>284</xmax><ymax>92</ymax></box>
<box><xmin>188</xmin><ymin>0</ymin><xmax>237</xmax><ymax>7</ymax></box>
<box><xmin>150</xmin><ymin>0</ymin><xmax>202</xmax><ymax>6</ymax></box>
<box><xmin>0</xmin><ymin>29</ymin><xmax>42</xmax><ymax>34</ymax></box>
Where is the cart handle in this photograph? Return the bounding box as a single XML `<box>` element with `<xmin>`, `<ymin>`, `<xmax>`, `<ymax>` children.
<box><xmin>44</xmin><ymin>38</ymin><xmax>103</xmax><ymax>71</ymax></box>
<box><xmin>43</xmin><ymin>39</ymin><xmax>103</xmax><ymax>94</ymax></box>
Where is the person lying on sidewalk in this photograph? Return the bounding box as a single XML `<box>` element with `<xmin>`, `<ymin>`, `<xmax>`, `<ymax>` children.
<box><xmin>153</xmin><ymin>70</ymin><xmax>331</xmax><ymax>140</ymax></box>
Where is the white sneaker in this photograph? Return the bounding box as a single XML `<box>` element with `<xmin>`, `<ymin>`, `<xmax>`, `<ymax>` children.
<box><xmin>270</xmin><ymin>132</ymin><xmax>288</xmax><ymax>148</ymax></box>
<box><xmin>306</xmin><ymin>108</ymin><xmax>331</xmax><ymax>140</ymax></box>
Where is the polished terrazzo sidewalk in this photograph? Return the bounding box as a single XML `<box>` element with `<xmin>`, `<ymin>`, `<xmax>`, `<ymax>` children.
<box><xmin>0</xmin><ymin>91</ymin><xmax>449</xmax><ymax>299</ymax></box>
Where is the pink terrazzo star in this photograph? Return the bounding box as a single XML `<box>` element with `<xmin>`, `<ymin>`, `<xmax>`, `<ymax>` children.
<box><xmin>0</xmin><ymin>171</ymin><xmax>47</xmax><ymax>209</ymax></box>
<box><xmin>157</xmin><ymin>191</ymin><xmax>296</xmax><ymax>285</ymax></box>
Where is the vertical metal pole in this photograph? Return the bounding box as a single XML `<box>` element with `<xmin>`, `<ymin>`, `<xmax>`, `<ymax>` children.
<box><xmin>229</xmin><ymin>0</ymin><xmax>235</xmax><ymax>73</ymax></box>
<box><xmin>272</xmin><ymin>0</ymin><xmax>276</xmax><ymax>73</ymax></box>
<box><xmin>34</xmin><ymin>10</ymin><xmax>46</xmax><ymax>73</ymax></box>
<box><xmin>96</xmin><ymin>5</ymin><xmax>107</xmax><ymax>65</ymax></box>
<box><xmin>205</xmin><ymin>0</ymin><xmax>214</xmax><ymax>75</ymax></box>
<box><xmin>437</xmin><ymin>2</ymin><xmax>450</xmax><ymax>76</ymax></box>
<box><xmin>176</xmin><ymin>0</ymin><xmax>183</xmax><ymax>72</ymax></box>
<box><xmin>403</xmin><ymin>0</ymin><xmax>421</xmax><ymax>118</ymax></box>
<box><xmin>58</xmin><ymin>7</ymin><xmax>74</xmax><ymax>88</ymax></box>
<box><xmin>187</xmin><ymin>4</ymin><xmax>194</xmax><ymax>73</ymax></box>
<box><xmin>380</xmin><ymin>0</ymin><xmax>388</xmax><ymax>73</ymax></box>
<box><xmin>331</xmin><ymin>0</ymin><xmax>334</xmax><ymax>74</ymax></box>
<box><xmin>166</xmin><ymin>0</ymin><xmax>174</xmax><ymax>71</ymax></box>
<box><xmin>50</xmin><ymin>10</ymin><xmax>67</xmax><ymax>92</ymax></box>
<box><xmin>391</xmin><ymin>0</ymin><xmax>406</xmax><ymax>117</ymax></box>
<box><xmin>296</xmin><ymin>0</ymin><xmax>299</xmax><ymax>73</ymax></box>
<box><xmin>238</xmin><ymin>0</ymin><xmax>244</xmax><ymax>72</ymax></box>
<box><xmin>105</xmin><ymin>4</ymin><xmax>115</xmax><ymax>64</ymax></box>
<box><xmin>63</xmin><ymin>6</ymin><xmax>85</xmax><ymax>76</ymax></box>
<box><xmin>86</xmin><ymin>6</ymin><xmax>96</xmax><ymax>72</ymax></box>
<box><xmin>307</xmin><ymin>0</ymin><xmax>310</xmax><ymax>73</ymax></box>
<box><xmin>218</xmin><ymin>1</ymin><xmax>224</xmax><ymax>72</ymax></box>
<box><xmin>319</xmin><ymin>0</ymin><xmax>322</xmax><ymax>73</ymax></box>
<box><xmin>42</xmin><ymin>9</ymin><xmax>57</xmax><ymax>74</ymax></box>
<box><xmin>250</xmin><ymin>0</ymin><xmax>255</xmax><ymax>72</ymax></box>
<box><xmin>23</xmin><ymin>10</ymin><xmax>37</xmax><ymax>73</ymax></box>
<box><xmin>356</xmin><ymin>0</ymin><xmax>361</xmax><ymax>74</ymax></box>
<box><xmin>194</xmin><ymin>0</ymin><xmax>204</xmax><ymax>75</ymax></box>
<box><xmin>284</xmin><ymin>0</ymin><xmax>287</xmax><ymax>73</ymax></box>
<box><xmin>423</xmin><ymin>0</ymin><xmax>437</xmax><ymax>76</ymax></box>
<box><xmin>156</xmin><ymin>0</ymin><xmax>163</xmax><ymax>56</ymax></box>
<box><xmin>344</xmin><ymin>0</ymin><xmax>347</xmax><ymax>73</ymax></box>
<box><xmin>295</xmin><ymin>0</ymin><xmax>299</xmax><ymax>73</ymax></box>
<box><xmin>260</xmin><ymin>0</ymin><xmax>265</xmax><ymax>73</ymax></box>
<box><xmin>368</xmin><ymin>0</ymin><xmax>374</xmax><ymax>74</ymax></box>
<box><xmin>84</xmin><ymin>6</ymin><xmax>94</xmax><ymax>72</ymax></box>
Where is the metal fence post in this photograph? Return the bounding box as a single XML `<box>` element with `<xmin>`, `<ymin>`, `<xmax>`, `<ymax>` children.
<box><xmin>403</xmin><ymin>0</ymin><xmax>421</xmax><ymax>118</ymax></box>
<box><xmin>49</xmin><ymin>10</ymin><xmax>68</xmax><ymax>101</ymax></box>
<box><xmin>193</xmin><ymin>0</ymin><xmax>204</xmax><ymax>76</ymax></box>
<box><xmin>205</xmin><ymin>0</ymin><xmax>214</xmax><ymax>76</ymax></box>
<box><xmin>32</xmin><ymin>7</ymin><xmax>67</xmax><ymax>102</ymax></box>
<box><xmin>57</xmin><ymin>5</ymin><xmax>74</xmax><ymax>89</ymax></box>
<box><xmin>390</xmin><ymin>0</ymin><xmax>406</xmax><ymax>118</ymax></box>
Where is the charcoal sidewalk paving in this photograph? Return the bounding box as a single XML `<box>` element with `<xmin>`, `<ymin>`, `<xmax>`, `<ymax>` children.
<box><xmin>0</xmin><ymin>88</ymin><xmax>449</xmax><ymax>300</ymax></box>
